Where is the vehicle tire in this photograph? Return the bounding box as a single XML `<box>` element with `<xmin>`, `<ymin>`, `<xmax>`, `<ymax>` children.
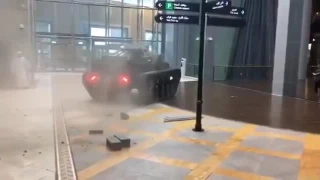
<box><xmin>89</xmin><ymin>91</ymin><xmax>101</xmax><ymax>101</ymax></box>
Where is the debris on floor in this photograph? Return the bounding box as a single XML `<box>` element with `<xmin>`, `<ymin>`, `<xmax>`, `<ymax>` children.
<box><xmin>114</xmin><ymin>134</ymin><xmax>131</xmax><ymax>148</ymax></box>
<box><xmin>120</xmin><ymin>112</ymin><xmax>129</xmax><ymax>120</ymax></box>
<box><xmin>106</xmin><ymin>136</ymin><xmax>122</xmax><ymax>151</ymax></box>
<box><xmin>89</xmin><ymin>130</ymin><xmax>104</xmax><ymax>135</ymax></box>
<box><xmin>106</xmin><ymin>134</ymin><xmax>131</xmax><ymax>151</ymax></box>
<box><xmin>164</xmin><ymin>116</ymin><xmax>197</xmax><ymax>122</ymax></box>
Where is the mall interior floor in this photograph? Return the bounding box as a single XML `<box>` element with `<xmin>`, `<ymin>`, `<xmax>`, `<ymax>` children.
<box><xmin>165</xmin><ymin>81</ymin><xmax>320</xmax><ymax>134</ymax></box>
<box><xmin>2</xmin><ymin>73</ymin><xmax>320</xmax><ymax>180</ymax></box>
<box><xmin>216</xmin><ymin>78</ymin><xmax>320</xmax><ymax>102</ymax></box>
<box><xmin>0</xmin><ymin>74</ymin><xmax>54</xmax><ymax>180</ymax></box>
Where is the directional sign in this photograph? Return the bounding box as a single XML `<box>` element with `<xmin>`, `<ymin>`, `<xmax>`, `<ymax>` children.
<box><xmin>154</xmin><ymin>14</ymin><xmax>199</xmax><ymax>25</ymax></box>
<box><xmin>205</xmin><ymin>0</ymin><xmax>231</xmax><ymax>12</ymax></box>
<box><xmin>207</xmin><ymin>17</ymin><xmax>246</xmax><ymax>27</ymax></box>
<box><xmin>209</xmin><ymin>7</ymin><xmax>246</xmax><ymax>17</ymax></box>
<box><xmin>155</xmin><ymin>1</ymin><xmax>200</xmax><ymax>13</ymax></box>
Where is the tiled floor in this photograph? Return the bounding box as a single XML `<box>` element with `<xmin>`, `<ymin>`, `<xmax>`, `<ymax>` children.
<box><xmin>49</xmin><ymin>73</ymin><xmax>320</xmax><ymax>180</ymax></box>
<box><xmin>64</xmin><ymin>103</ymin><xmax>320</xmax><ymax>180</ymax></box>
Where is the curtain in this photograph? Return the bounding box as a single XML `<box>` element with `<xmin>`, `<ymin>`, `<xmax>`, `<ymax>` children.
<box><xmin>227</xmin><ymin>0</ymin><xmax>278</xmax><ymax>80</ymax></box>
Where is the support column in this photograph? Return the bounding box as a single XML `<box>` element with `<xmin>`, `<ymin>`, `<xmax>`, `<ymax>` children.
<box><xmin>298</xmin><ymin>0</ymin><xmax>312</xmax><ymax>80</ymax></box>
<box><xmin>272</xmin><ymin>0</ymin><xmax>291</xmax><ymax>96</ymax></box>
<box><xmin>272</xmin><ymin>0</ymin><xmax>312</xmax><ymax>96</ymax></box>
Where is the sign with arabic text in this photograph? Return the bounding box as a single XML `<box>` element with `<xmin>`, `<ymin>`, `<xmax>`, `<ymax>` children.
<box><xmin>154</xmin><ymin>14</ymin><xmax>199</xmax><ymax>25</ymax></box>
<box><xmin>155</xmin><ymin>1</ymin><xmax>200</xmax><ymax>12</ymax></box>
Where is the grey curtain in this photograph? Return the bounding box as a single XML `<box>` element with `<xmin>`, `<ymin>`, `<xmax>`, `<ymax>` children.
<box><xmin>227</xmin><ymin>0</ymin><xmax>278</xmax><ymax>80</ymax></box>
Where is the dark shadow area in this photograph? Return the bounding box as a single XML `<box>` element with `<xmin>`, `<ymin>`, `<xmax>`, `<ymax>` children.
<box><xmin>165</xmin><ymin>81</ymin><xmax>320</xmax><ymax>134</ymax></box>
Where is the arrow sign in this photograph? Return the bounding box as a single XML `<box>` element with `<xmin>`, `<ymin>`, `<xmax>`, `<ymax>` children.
<box><xmin>207</xmin><ymin>17</ymin><xmax>246</xmax><ymax>27</ymax></box>
<box><xmin>205</xmin><ymin>0</ymin><xmax>231</xmax><ymax>12</ymax></box>
<box><xmin>154</xmin><ymin>14</ymin><xmax>199</xmax><ymax>25</ymax></box>
<box><xmin>155</xmin><ymin>1</ymin><xmax>200</xmax><ymax>13</ymax></box>
<box><xmin>209</xmin><ymin>6</ymin><xmax>246</xmax><ymax>17</ymax></box>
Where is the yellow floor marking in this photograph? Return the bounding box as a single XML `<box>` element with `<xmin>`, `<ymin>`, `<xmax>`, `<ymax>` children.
<box><xmin>205</xmin><ymin>126</ymin><xmax>237</xmax><ymax>132</ymax></box>
<box><xmin>129</xmin><ymin>107</ymin><xmax>174</xmax><ymax>122</ymax></box>
<box><xmin>78</xmin><ymin>136</ymin><xmax>167</xmax><ymax>180</ymax></box>
<box><xmin>134</xmin><ymin>153</ymin><xmax>198</xmax><ymax>169</ymax></box>
<box><xmin>78</xmin><ymin>121</ymin><xmax>192</xmax><ymax>179</ymax></box>
<box><xmin>213</xmin><ymin>168</ymin><xmax>273</xmax><ymax>180</ymax></box>
<box><xmin>302</xmin><ymin>134</ymin><xmax>320</xmax><ymax>150</ymax></box>
<box><xmin>186</xmin><ymin>124</ymin><xmax>256</xmax><ymax>180</ymax></box>
<box><xmin>171</xmin><ymin>136</ymin><xmax>218</xmax><ymax>148</ymax></box>
<box><xmin>237</xmin><ymin>146</ymin><xmax>301</xmax><ymax>160</ymax></box>
<box><xmin>69</xmin><ymin>106</ymin><xmax>173</xmax><ymax>144</ymax></box>
<box><xmin>252</xmin><ymin>132</ymin><xmax>305</xmax><ymax>142</ymax></box>
<box><xmin>298</xmin><ymin>134</ymin><xmax>320</xmax><ymax>180</ymax></box>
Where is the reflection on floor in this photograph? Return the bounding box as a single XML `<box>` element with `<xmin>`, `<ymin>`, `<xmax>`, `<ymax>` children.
<box><xmin>166</xmin><ymin>81</ymin><xmax>320</xmax><ymax>134</ymax></box>
<box><xmin>216</xmin><ymin>78</ymin><xmax>320</xmax><ymax>102</ymax></box>
<box><xmin>181</xmin><ymin>76</ymin><xmax>198</xmax><ymax>82</ymax></box>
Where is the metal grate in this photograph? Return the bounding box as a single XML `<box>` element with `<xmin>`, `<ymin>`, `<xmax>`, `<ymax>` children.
<box><xmin>53</xmin><ymin>104</ymin><xmax>77</xmax><ymax>180</ymax></box>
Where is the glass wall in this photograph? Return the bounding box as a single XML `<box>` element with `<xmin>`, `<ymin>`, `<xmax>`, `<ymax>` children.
<box><xmin>35</xmin><ymin>0</ymin><xmax>161</xmax><ymax>71</ymax></box>
<box><xmin>168</xmin><ymin>0</ymin><xmax>277</xmax><ymax>95</ymax></box>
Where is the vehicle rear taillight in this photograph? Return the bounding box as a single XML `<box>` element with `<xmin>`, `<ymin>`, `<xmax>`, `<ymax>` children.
<box><xmin>85</xmin><ymin>72</ymin><xmax>100</xmax><ymax>85</ymax></box>
<box><xmin>118</xmin><ymin>75</ymin><xmax>130</xmax><ymax>86</ymax></box>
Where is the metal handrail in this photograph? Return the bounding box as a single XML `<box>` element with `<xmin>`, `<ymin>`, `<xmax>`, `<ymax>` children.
<box><xmin>213</xmin><ymin>65</ymin><xmax>273</xmax><ymax>68</ymax></box>
<box><xmin>186</xmin><ymin>63</ymin><xmax>272</xmax><ymax>68</ymax></box>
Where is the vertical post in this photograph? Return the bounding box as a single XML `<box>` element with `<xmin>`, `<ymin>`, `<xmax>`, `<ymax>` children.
<box><xmin>88</xmin><ymin>5</ymin><xmax>92</xmax><ymax>71</ymax></box>
<box><xmin>71</xmin><ymin>0</ymin><xmax>75</xmax><ymax>71</ymax></box>
<box><xmin>121</xmin><ymin>0</ymin><xmax>124</xmax><ymax>38</ymax></box>
<box><xmin>193</xmin><ymin>0</ymin><xmax>206</xmax><ymax>132</ymax></box>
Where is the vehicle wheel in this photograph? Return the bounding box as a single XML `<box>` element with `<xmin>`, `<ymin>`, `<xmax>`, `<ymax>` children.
<box><xmin>89</xmin><ymin>91</ymin><xmax>101</xmax><ymax>101</ymax></box>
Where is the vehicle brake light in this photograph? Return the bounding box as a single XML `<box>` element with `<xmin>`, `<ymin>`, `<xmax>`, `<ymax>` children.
<box><xmin>85</xmin><ymin>72</ymin><xmax>100</xmax><ymax>85</ymax></box>
<box><xmin>119</xmin><ymin>75</ymin><xmax>130</xmax><ymax>86</ymax></box>
<box><xmin>122</xmin><ymin>77</ymin><xmax>128</xmax><ymax>82</ymax></box>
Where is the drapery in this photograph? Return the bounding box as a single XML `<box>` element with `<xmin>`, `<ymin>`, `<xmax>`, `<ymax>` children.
<box><xmin>227</xmin><ymin>0</ymin><xmax>278</xmax><ymax>80</ymax></box>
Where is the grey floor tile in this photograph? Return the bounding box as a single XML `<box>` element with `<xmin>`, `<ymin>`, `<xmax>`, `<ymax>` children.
<box><xmin>72</xmin><ymin>147</ymin><xmax>110</xmax><ymax>171</ymax></box>
<box><xmin>120</xmin><ymin>173</ymin><xmax>166</xmax><ymax>180</ymax></box>
<box><xmin>92</xmin><ymin>158</ymin><xmax>189</xmax><ymax>180</ymax></box>
<box><xmin>241</xmin><ymin>136</ymin><xmax>304</xmax><ymax>155</ymax></box>
<box><xmin>270</xmin><ymin>138</ymin><xmax>304</xmax><ymax>155</ymax></box>
<box><xmin>220</xmin><ymin>151</ymin><xmax>263</xmax><ymax>173</ymax></box>
<box><xmin>256</xmin><ymin>155</ymin><xmax>300</xmax><ymax>180</ymax></box>
<box><xmin>148</xmin><ymin>163</ymin><xmax>191</xmax><ymax>179</ymax></box>
<box><xmin>255</xmin><ymin>126</ymin><xmax>306</xmax><ymax>137</ymax></box>
<box><xmin>242</xmin><ymin>136</ymin><xmax>274</xmax><ymax>150</ymax></box>
<box><xmin>128</xmin><ymin>121</ymin><xmax>173</xmax><ymax>133</ymax></box>
<box><xmin>178</xmin><ymin>129</ymin><xmax>234</xmax><ymax>143</ymax></box>
<box><xmin>147</xmin><ymin>140</ymin><xmax>214</xmax><ymax>163</ymax></box>
<box><xmin>207</xmin><ymin>174</ymin><xmax>240</xmax><ymax>180</ymax></box>
<box><xmin>128</xmin><ymin>134</ymin><xmax>152</xmax><ymax>147</ymax></box>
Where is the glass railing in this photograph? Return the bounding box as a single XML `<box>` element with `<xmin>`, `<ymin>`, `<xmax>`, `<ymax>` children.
<box><xmin>213</xmin><ymin>65</ymin><xmax>273</xmax><ymax>81</ymax></box>
<box><xmin>185</xmin><ymin>63</ymin><xmax>273</xmax><ymax>81</ymax></box>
